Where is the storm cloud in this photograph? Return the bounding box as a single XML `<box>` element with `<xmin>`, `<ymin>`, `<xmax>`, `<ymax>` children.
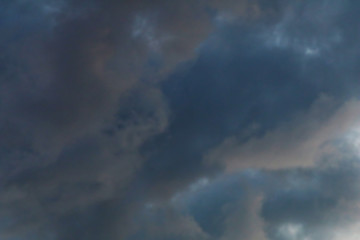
<box><xmin>1</xmin><ymin>0</ymin><xmax>360</xmax><ymax>239</ymax></box>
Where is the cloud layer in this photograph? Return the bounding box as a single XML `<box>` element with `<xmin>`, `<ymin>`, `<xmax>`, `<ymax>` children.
<box><xmin>1</xmin><ymin>0</ymin><xmax>360</xmax><ymax>239</ymax></box>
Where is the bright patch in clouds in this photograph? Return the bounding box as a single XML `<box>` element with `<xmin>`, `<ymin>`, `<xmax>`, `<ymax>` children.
<box><xmin>277</xmin><ymin>223</ymin><xmax>305</xmax><ymax>240</ymax></box>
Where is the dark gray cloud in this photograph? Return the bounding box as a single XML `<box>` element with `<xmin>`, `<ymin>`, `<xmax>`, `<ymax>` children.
<box><xmin>262</xmin><ymin>161</ymin><xmax>360</xmax><ymax>240</ymax></box>
<box><xmin>139</xmin><ymin>0</ymin><xmax>360</xmax><ymax>194</ymax></box>
<box><xmin>1</xmin><ymin>0</ymin><xmax>360</xmax><ymax>239</ymax></box>
<box><xmin>129</xmin><ymin>153</ymin><xmax>360</xmax><ymax>240</ymax></box>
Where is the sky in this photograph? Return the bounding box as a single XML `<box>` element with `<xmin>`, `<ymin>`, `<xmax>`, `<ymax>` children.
<box><xmin>1</xmin><ymin>0</ymin><xmax>360</xmax><ymax>239</ymax></box>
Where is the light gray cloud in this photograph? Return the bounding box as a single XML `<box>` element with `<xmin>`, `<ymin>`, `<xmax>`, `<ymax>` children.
<box><xmin>206</xmin><ymin>96</ymin><xmax>360</xmax><ymax>170</ymax></box>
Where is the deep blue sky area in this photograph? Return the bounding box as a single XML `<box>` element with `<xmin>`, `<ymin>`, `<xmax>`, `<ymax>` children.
<box><xmin>1</xmin><ymin>1</ymin><xmax>360</xmax><ymax>239</ymax></box>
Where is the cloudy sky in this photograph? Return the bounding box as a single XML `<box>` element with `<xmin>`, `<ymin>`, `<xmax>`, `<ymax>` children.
<box><xmin>1</xmin><ymin>0</ymin><xmax>360</xmax><ymax>239</ymax></box>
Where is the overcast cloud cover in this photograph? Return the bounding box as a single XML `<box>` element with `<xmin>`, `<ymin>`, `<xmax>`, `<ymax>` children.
<box><xmin>1</xmin><ymin>0</ymin><xmax>360</xmax><ymax>239</ymax></box>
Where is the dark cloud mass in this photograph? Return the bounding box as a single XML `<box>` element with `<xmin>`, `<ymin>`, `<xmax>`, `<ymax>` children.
<box><xmin>1</xmin><ymin>0</ymin><xmax>360</xmax><ymax>239</ymax></box>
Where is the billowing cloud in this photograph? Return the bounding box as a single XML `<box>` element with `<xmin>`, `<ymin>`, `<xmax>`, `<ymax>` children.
<box><xmin>130</xmin><ymin>152</ymin><xmax>360</xmax><ymax>240</ymax></box>
<box><xmin>1</xmin><ymin>0</ymin><xmax>360</xmax><ymax>239</ymax></box>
